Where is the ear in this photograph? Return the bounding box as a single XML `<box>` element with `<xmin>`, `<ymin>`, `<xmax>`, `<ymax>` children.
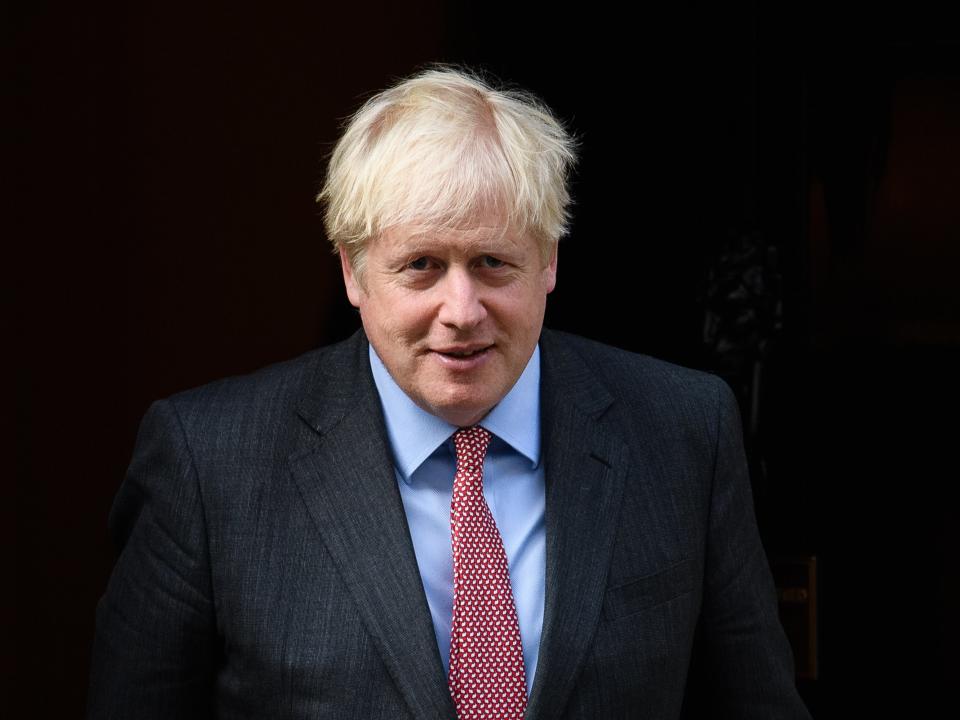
<box><xmin>339</xmin><ymin>249</ymin><xmax>363</xmax><ymax>308</ymax></box>
<box><xmin>544</xmin><ymin>242</ymin><xmax>558</xmax><ymax>295</ymax></box>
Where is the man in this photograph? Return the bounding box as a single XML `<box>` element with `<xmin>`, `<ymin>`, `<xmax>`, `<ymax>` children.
<box><xmin>88</xmin><ymin>68</ymin><xmax>811</xmax><ymax>719</ymax></box>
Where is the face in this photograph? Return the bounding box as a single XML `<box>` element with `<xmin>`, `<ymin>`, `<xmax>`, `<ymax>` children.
<box><xmin>341</xmin><ymin>220</ymin><xmax>557</xmax><ymax>427</ymax></box>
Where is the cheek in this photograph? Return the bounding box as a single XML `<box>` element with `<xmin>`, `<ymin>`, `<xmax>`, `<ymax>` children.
<box><xmin>364</xmin><ymin>292</ymin><xmax>434</xmax><ymax>342</ymax></box>
<box><xmin>499</xmin><ymin>290</ymin><xmax>547</xmax><ymax>330</ymax></box>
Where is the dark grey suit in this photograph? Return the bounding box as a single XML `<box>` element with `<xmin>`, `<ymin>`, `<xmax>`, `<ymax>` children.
<box><xmin>88</xmin><ymin>329</ymin><xmax>811</xmax><ymax>719</ymax></box>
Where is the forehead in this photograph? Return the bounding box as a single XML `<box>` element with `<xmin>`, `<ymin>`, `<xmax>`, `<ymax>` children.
<box><xmin>376</xmin><ymin>220</ymin><xmax>529</xmax><ymax>255</ymax></box>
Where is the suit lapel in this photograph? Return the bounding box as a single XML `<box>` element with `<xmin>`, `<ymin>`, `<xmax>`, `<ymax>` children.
<box><xmin>525</xmin><ymin>331</ymin><xmax>628</xmax><ymax>720</ymax></box>
<box><xmin>288</xmin><ymin>332</ymin><xmax>456</xmax><ymax>720</ymax></box>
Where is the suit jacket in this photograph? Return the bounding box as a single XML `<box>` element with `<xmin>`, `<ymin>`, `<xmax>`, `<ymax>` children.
<box><xmin>88</xmin><ymin>329</ymin><xmax>811</xmax><ymax>719</ymax></box>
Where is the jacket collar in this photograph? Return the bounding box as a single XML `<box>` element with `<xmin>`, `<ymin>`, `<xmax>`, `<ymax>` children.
<box><xmin>291</xmin><ymin>330</ymin><xmax>457</xmax><ymax>719</ymax></box>
<box><xmin>524</xmin><ymin>329</ymin><xmax>627</xmax><ymax>720</ymax></box>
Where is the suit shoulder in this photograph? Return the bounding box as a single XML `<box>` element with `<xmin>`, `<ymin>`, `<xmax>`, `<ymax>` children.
<box><xmin>161</xmin><ymin>333</ymin><xmax>361</xmax><ymax>429</ymax></box>
<box><xmin>542</xmin><ymin>329</ymin><xmax>728</xmax><ymax>403</ymax></box>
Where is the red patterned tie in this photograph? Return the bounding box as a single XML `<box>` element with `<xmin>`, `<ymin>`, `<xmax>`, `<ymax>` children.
<box><xmin>448</xmin><ymin>426</ymin><xmax>527</xmax><ymax>720</ymax></box>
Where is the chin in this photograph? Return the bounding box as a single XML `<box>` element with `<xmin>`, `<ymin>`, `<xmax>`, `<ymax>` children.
<box><xmin>428</xmin><ymin>397</ymin><xmax>492</xmax><ymax>428</ymax></box>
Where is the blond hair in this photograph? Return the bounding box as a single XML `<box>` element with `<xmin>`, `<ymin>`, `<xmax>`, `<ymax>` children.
<box><xmin>318</xmin><ymin>66</ymin><xmax>577</xmax><ymax>280</ymax></box>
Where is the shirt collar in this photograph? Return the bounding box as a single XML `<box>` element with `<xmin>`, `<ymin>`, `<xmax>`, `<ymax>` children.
<box><xmin>368</xmin><ymin>344</ymin><xmax>542</xmax><ymax>483</ymax></box>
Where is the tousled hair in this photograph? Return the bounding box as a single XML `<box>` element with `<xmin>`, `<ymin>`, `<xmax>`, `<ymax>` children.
<box><xmin>318</xmin><ymin>66</ymin><xmax>577</xmax><ymax>280</ymax></box>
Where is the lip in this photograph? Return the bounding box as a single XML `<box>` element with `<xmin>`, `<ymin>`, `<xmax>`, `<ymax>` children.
<box><xmin>430</xmin><ymin>344</ymin><xmax>494</xmax><ymax>370</ymax></box>
<box><xmin>432</xmin><ymin>343</ymin><xmax>492</xmax><ymax>355</ymax></box>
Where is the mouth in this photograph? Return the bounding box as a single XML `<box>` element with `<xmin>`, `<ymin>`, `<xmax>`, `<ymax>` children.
<box><xmin>430</xmin><ymin>344</ymin><xmax>494</xmax><ymax>368</ymax></box>
<box><xmin>434</xmin><ymin>345</ymin><xmax>492</xmax><ymax>358</ymax></box>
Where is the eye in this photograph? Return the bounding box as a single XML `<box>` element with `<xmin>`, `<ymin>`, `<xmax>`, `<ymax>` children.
<box><xmin>407</xmin><ymin>257</ymin><xmax>432</xmax><ymax>271</ymax></box>
<box><xmin>480</xmin><ymin>255</ymin><xmax>505</xmax><ymax>269</ymax></box>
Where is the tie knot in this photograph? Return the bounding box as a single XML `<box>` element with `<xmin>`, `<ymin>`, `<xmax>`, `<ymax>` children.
<box><xmin>453</xmin><ymin>426</ymin><xmax>492</xmax><ymax>472</ymax></box>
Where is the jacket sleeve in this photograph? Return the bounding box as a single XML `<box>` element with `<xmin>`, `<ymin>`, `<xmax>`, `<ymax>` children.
<box><xmin>697</xmin><ymin>379</ymin><xmax>812</xmax><ymax>719</ymax></box>
<box><xmin>88</xmin><ymin>399</ymin><xmax>219</xmax><ymax>719</ymax></box>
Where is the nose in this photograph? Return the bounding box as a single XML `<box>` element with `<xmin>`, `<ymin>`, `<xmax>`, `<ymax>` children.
<box><xmin>437</xmin><ymin>268</ymin><xmax>487</xmax><ymax>330</ymax></box>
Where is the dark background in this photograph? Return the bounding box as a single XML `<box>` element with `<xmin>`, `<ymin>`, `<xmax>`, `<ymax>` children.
<box><xmin>11</xmin><ymin>1</ymin><xmax>958</xmax><ymax>716</ymax></box>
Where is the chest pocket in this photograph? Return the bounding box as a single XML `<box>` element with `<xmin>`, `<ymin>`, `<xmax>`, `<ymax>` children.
<box><xmin>602</xmin><ymin>558</ymin><xmax>695</xmax><ymax>621</ymax></box>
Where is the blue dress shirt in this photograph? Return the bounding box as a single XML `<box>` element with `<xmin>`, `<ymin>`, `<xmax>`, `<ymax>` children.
<box><xmin>368</xmin><ymin>345</ymin><xmax>546</xmax><ymax>695</ymax></box>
